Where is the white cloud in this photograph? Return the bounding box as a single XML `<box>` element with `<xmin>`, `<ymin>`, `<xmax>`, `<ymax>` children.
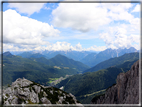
<box><xmin>133</xmin><ymin>43</ymin><xmax>140</xmax><ymax>50</ymax></box>
<box><xmin>3</xmin><ymin>44</ymin><xmax>32</xmax><ymax>52</ymax></box>
<box><xmin>51</xmin><ymin>3</ymin><xmax>136</xmax><ymax>33</ymax></box>
<box><xmin>129</xmin><ymin>18</ymin><xmax>140</xmax><ymax>32</ymax></box>
<box><xmin>8</xmin><ymin>3</ymin><xmax>45</xmax><ymax>16</ymax></box>
<box><xmin>52</xmin><ymin>3</ymin><xmax>111</xmax><ymax>32</ymax></box>
<box><xmin>85</xmin><ymin>45</ymin><xmax>107</xmax><ymax>51</ymax></box>
<box><xmin>3</xmin><ymin>43</ymin><xmax>51</xmax><ymax>52</ymax></box>
<box><xmin>3</xmin><ymin>9</ymin><xmax>60</xmax><ymax>45</ymax></box>
<box><xmin>101</xmin><ymin>3</ymin><xmax>134</xmax><ymax>23</ymax></box>
<box><xmin>3</xmin><ymin>2</ymin><xmax>140</xmax><ymax>52</ymax></box>
<box><xmin>3</xmin><ymin>42</ymin><xmax>73</xmax><ymax>52</ymax></box>
<box><xmin>108</xmin><ymin>10</ymin><xmax>133</xmax><ymax>22</ymax></box>
<box><xmin>75</xmin><ymin>43</ymin><xmax>82</xmax><ymax>50</ymax></box>
<box><xmin>129</xmin><ymin>34</ymin><xmax>140</xmax><ymax>44</ymax></box>
<box><xmin>99</xmin><ymin>3</ymin><xmax>140</xmax><ymax>34</ymax></box>
<box><xmin>99</xmin><ymin>26</ymin><xmax>140</xmax><ymax>49</ymax></box>
<box><xmin>48</xmin><ymin>42</ymin><xmax>74</xmax><ymax>51</ymax></box>
<box><xmin>3</xmin><ymin>41</ymin><xmax>107</xmax><ymax>52</ymax></box>
<box><xmin>44</xmin><ymin>42</ymin><xmax>82</xmax><ymax>51</ymax></box>
<box><xmin>101</xmin><ymin>3</ymin><xmax>132</xmax><ymax>13</ymax></box>
<box><xmin>34</xmin><ymin>42</ymin><xmax>106</xmax><ymax>52</ymax></box>
<box><xmin>44</xmin><ymin>7</ymin><xmax>51</xmax><ymax>10</ymax></box>
<box><xmin>132</xmin><ymin>4</ymin><xmax>140</xmax><ymax>12</ymax></box>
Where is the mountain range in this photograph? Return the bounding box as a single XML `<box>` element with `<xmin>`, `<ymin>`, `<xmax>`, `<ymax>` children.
<box><xmin>83</xmin><ymin>52</ymin><xmax>139</xmax><ymax>73</ymax></box>
<box><xmin>29</xmin><ymin>54</ymin><xmax>89</xmax><ymax>72</ymax></box>
<box><xmin>17</xmin><ymin>47</ymin><xmax>138</xmax><ymax>67</ymax></box>
<box><xmin>3</xmin><ymin>52</ymin><xmax>80</xmax><ymax>86</ymax></box>
<box><xmin>17</xmin><ymin>52</ymin><xmax>48</xmax><ymax>59</ymax></box>
<box><xmin>55</xmin><ymin>55</ymin><xmax>139</xmax><ymax>103</ymax></box>
<box><xmin>18</xmin><ymin>50</ymin><xmax>91</xmax><ymax>61</ymax></box>
<box><xmin>2</xmin><ymin>47</ymin><xmax>138</xmax><ymax>86</ymax></box>
<box><xmin>81</xmin><ymin>47</ymin><xmax>137</xmax><ymax>67</ymax></box>
<box><xmin>2</xmin><ymin>46</ymin><xmax>139</xmax><ymax>104</ymax></box>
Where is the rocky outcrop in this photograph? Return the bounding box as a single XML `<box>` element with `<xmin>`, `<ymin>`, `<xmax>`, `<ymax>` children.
<box><xmin>92</xmin><ymin>60</ymin><xmax>139</xmax><ymax>104</ymax></box>
<box><xmin>3</xmin><ymin>78</ymin><xmax>82</xmax><ymax>105</ymax></box>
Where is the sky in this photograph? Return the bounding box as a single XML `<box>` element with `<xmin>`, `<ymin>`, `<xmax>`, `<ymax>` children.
<box><xmin>1</xmin><ymin>0</ymin><xmax>141</xmax><ymax>52</ymax></box>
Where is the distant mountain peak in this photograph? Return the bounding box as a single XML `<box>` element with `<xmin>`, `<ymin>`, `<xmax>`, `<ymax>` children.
<box><xmin>128</xmin><ymin>47</ymin><xmax>137</xmax><ymax>50</ymax></box>
<box><xmin>3</xmin><ymin>51</ymin><xmax>13</xmax><ymax>56</ymax></box>
<box><xmin>55</xmin><ymin>54</ymin><xmax>68</xmax><ymax>58</ymax></box>
<box><xmin>53</xmin><ymin>54</ymin><xmax>73</xmax><ymax>61</ymax></box>
<box><xmin>122</xmin><ymin>47</ymin><xmax>136</xmax><ymax>50</ymax></box>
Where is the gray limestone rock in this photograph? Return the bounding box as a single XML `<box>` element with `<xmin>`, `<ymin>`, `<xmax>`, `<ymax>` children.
<box><xmin>40</xmin><ymin>97</ymin><xmax>51</xmax><ymax>104</ymax></box>
<box><xmin>3</xmin><ymin>78</ymin><xmax>81</xmax><ymax>105</ymax></box>
<box><xmin>58</xmin><ymin>96</ymin><xmax>64</xmax><ymax>104</ymax></box>
<box><xmin>50</xmin><ymin>90</ymin><xmax>53</xmax><ymax>94</ymax></box>
<box><xmin>92</xmin><ymin>60</ymin><xmax>139</xmax><ymax>104</ymax></box>
<box><xmin>32</xmin><ymin>85</ymin><xmax>41</xmax><ymax>93</ymax></box>
<box><xmin>30</xmin><ymin>90</ymin><xmax>39</xmax><ymax>103</ymax></box>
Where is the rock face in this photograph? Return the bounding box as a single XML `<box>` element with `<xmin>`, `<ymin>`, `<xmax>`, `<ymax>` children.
<box><xmin>92</xmin><ymin>60</ymin><xmax>139</xmax><ymax>104</ymax></box>
<box><xmin>3</xmin><ymin>78</ymin><xmax>81</xmax><ymax>105</ymax></box>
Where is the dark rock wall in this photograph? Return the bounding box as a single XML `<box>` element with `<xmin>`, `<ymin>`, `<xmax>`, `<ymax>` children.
<box><xmin>92</xmin><ymin>60</ymin><xmax>139</xmax><ymax>104</ymax></box>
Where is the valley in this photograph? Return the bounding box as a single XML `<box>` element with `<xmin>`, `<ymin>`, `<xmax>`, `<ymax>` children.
<box><xmin>3</xmin><ymin>52</ymin><xmax>79</xmax><ymax>86</ymax></box>
<box><xmin>2</xmin><ymin>2</ymin><xmax>140</xmax><ymax>105</ymax></box>
<box><xmin>2</xmin><ymin>47</ymin><xmax>140</xmax><ymax>104</ymax></box>
<box><xmin>48</xmin><ymin>75</ymin><xmax>72</xmax><ymax>86</ymax></box>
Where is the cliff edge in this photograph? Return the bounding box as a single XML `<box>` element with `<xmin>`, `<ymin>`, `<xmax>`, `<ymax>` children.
<box><xmin>92</xmin><ymin>60</ymin><xmax>139</xmax><ymax>104</ymax></box>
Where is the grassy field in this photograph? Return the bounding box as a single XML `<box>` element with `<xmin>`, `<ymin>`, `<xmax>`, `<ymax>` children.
<box><xmin>48</xmin><ymin>78</ymin><xmax>59</xmax><ymax>84</ymax></box>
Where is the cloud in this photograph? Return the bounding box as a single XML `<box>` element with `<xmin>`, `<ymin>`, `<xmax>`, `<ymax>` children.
<box><xmin>132</xmin><ymin>4</ymin><xmax>140</xmax><ymax>12</ymax></box>
<box><xmin>3</xmin><ymin>9</ymin><xmax>60</xmax><ymax>45</ymax></box>
<box><xmin>3</xmin><ymin>41</ymin><xmax>107</xmax><ymax>52</ymax></box>
<box><xmin>100</xmin><ymin>3</ymin><xmax>131</xmax><ymax>14</ymax></box>
<box><xmin>3</xmin><ymin>43</ymin><xmax>51</xmax><ymax>52</ymax></box>
<box><xmin>3</xmin><ymin>42</ymin><xmax>71</xmax><ymax>52</ymax></box>
<box><xmin>101</xmin><ymin>3</ymin><xmax>134</xmax><ymax>23</ymax></box>
<box><xmin>3</xmin><ymin>42</ymin><xmax>74</xmax><ymax>52</ymax></box>
<box><xmin>85</xmin><ymin>45</ymin><xmax>107</xmax><ymax>51</ymax></box>
<box><xmin>51</xmin><ymin>3</ymin><xmax>135</xmax><ymax>32</ymax></box>
<box><xmin>75</xmin><ymin>43</ymin><xmax>82</xmax><ymax>50</ymax></box>
<box><xmin>44</xmin><ymin>7</ymin><xmax>51</xmax><ymax>10</ymax></box>
<box><xmin>129</xmin><ymin>18</ymin><xmax>140</xmax><ymax>32</ymax></box>
<box><xmin>3</xmin><ymin>44</ymin><xmax>33</xmax><ymax>52</ymax></box>
<box><xmin>129</xmin><ymin>34</ymin><xmax>140</xmax><ymax>44</ymax></box>
<box><xmin>52</xmin><ymin>3</ymin><xmax>111</xmax><ymax>32</ymax></box>
<box><xmin>8</xmin><ymin>2</ymin><xmax>45</xmax><ymax>16</ymax></box>
<box><xmin>48</xmin><ymin>42</ymin><xmax>74</xmax><ymax>51</ymax></box>
<box><xmin>3</xmin><ymin>2</ymin><xmax>140</xmax><ymax>52</ymax></box>
<box><xmin>133</xmin><ymin>43</ymin><xmax>140</xmax><ymax>50</ymax></box>
<box><xmin>99</xmin><ymin>25</ymin><xmax>140</xmax><ymax>49</ymax></box>
<box><xmin>44</xmin><ymin>42</ymin><xmax>83</xmax><ymax>51</ymax></box>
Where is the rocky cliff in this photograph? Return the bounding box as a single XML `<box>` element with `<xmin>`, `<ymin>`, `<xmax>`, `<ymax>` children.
<box><xmin>92</xmin><ymin>60</ymin><xmax>139</xmax><ymax>104</ymax></box>
<box><xmin>3</xmin><ymin>78</ymin><xmax>81</xmax><ymax>105</ymax></box>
